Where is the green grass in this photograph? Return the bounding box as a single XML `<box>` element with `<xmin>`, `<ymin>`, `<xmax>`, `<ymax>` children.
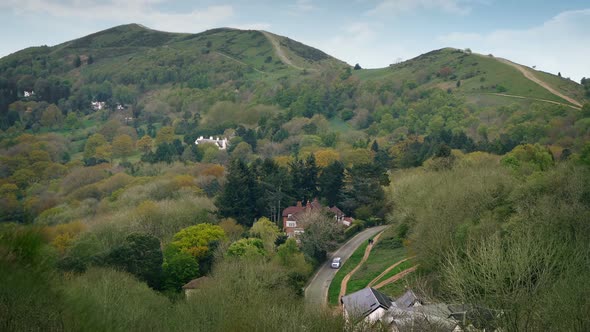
<box><xmin>328</xmin><ymin>116</ymin><xmax>353</xmax><ymax>133</ymax></box>
<box><xmin>534</xmin><ymin>70</ymin><xmax>587</xmax><ymax>104</ymax></box>
<box><xmin>352</xmin><ymin>68</ymin><xmax>392</xmax><ymax>81</ymax></box>
<box><xmin>378</xmin><ymin>276</ymin><xmax>411</xmax><ymax>298</ymax></box>
<box><xmin>327</xmin><ymin>239</ymin><xmax>371</xmax><ymax>306</ymax></box>
<box><xmin>371</xmin><ymin>260</ymin><xmax>414</xmax><ymax>286</ymax></box>
<box><xmin>352</xmin><ymin>48</ymin><xmax>575</xmax><ymax>106</ymax></box>
<box><xmin>346</xmin><ymin>245</ymin><xmax>406</xmax><ymax>294</ymax></box>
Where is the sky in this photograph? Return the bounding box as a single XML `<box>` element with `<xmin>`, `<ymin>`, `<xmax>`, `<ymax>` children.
<box><xmin>1</xmin><ymin>0</ymin><xmax>589</xmax><ymax>81</ymax></box>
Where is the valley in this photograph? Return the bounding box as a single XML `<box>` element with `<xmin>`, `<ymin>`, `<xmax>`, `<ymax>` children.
<box><xmin>1</xmin><ymin>23</ymin><xmax>589</xmax><ymax>331</ymax></box>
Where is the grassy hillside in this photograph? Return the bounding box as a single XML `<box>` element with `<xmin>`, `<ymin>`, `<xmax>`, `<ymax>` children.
<box><xmin>1</xmin><ymin>25</ymin><xmax>589</xmax><ymax>332</ymax></box>
<box><xmin>353</xmin><ymin>48</ymin><xmax>587</xmax><ymax>108</ymax></box>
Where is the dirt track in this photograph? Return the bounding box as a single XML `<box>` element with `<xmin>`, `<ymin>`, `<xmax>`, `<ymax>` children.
<box><xmin>338</xmin><ymin>231</ymin><xmax>385</xmax><ymax>304</ymax></box>
<box><xmin>495</xmin><ymin>57</ymin><xmax>582</xmax><ymax>108</ymax></box>
<box><xmin>373</xmin><ymin>265</ymin><xmax>418</xmax><ymax>289</ymax></box>
<box><xmin>367</xmin><ymin>256</ymin><xmax>415</xmax><ymax>287</ymax></box>
<box><xmin>304</xmin><ymin>226</ymin><xmax>387</xmax><ymax>306</ymax></box>
<box><xmin>485</xmin><ymin>93</ymin><xmax>581</xmax><ymax>110</ymax></box>
<box><xmin>260</xmin><ymin>31</ymin><xmax>305</xmax><ymax>70</ymax></box>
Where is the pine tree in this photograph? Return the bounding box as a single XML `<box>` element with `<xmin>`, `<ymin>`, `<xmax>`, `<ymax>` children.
<box><xmin>318</xmin><ymin>161</ymin><xmax>344</xmax><ymax>207</ymax></box>
<box><xmin>216</xmin><ymin>159</ymin><xmax>260</xmax><ymax>227</ymax></box>
<box><xmin>302</xmin><ymin>154</ymin><xmax>319</xmax><ymax>200</ymax></box>
<box><xmin>74</xmin><ymin>55</ymin><xmax>81</xmax><ymax>68</ymax></box>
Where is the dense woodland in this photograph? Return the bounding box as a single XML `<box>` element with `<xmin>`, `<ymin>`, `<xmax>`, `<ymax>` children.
<box><xmin>1</xmin><ymin>25</ymin><xmax>590</xmax><ymax>331</ymax></box>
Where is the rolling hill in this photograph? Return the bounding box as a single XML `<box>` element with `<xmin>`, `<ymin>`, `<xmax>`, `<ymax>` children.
<box><xmin>0</xmin><ymin>23</ymin><xmax>588</xmax><ymax>157</ymax></box>
<box><xmin>353</xmin><ymin>48</ymin><xmax>586</xmax><ymax>109</ymax></box>
<box><xmin>1</xmin><ymin>24</ymin><xmax>586</xmax><ymax>111</ymax></box>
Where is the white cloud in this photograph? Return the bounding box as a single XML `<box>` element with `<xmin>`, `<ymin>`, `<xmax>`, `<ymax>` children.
<box><xmin>291</xmin><ymin>0</ymin><xmax>315</xmax><ymax>12</ymax></box>
<box><xmin>229</xmin><ymin>22</ymin><xmax>272</xmax><ymax>31</ymax></box>
<box><xmin>367</xmin><ymin>0</ymin><xmax>473</xmax><ymax>16</ymax></box>
<box><xmin>304</xmin><ymin>21</ymin><xmax>414</xmax><ymax>68</ymax></box>
<box><xmin>437</xmin><ymin>9</ymin><xmax>590</xmax><ymax>81</ymax></box>
<box><xmin>1</xmin><ymin>0</ymin><xmax>256</xmax><ymax>33</ymax></box>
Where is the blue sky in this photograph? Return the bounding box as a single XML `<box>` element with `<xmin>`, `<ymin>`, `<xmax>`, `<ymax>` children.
<box><xmin>1</xmin><ymin>0</ymin><xmax>588</xmax><ymax>81</ymax></box>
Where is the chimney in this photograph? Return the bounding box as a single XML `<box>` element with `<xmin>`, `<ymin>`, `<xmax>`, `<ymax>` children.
<box><xmin>296</xmin><ymin>201</ymin><xmax>302</xmax><ymax>208</ymax></box>
<box><xmin>306</xmin><ymin>200</ymin><xmax>311</xmax><ymax>211</ymax></box>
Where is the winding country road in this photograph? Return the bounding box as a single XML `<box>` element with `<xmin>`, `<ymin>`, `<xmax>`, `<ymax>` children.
<box><xmin>304</xmin><ymin>225</ymin><xmax>387</xmax><ymax>306</ymax></box>
<box><xmin>338</xmin><ymin>230</ymin><xmax>385</xmax><ymax>303</ymax></box>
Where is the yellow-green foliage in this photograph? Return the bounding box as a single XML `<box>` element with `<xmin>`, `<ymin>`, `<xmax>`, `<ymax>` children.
<box><xmin>250</xmin><ymin>217</ymin><xmax>280</xmax><ymax>253</ymax></box>
<box><xmin>227</xmin><ymin>238</ymin><xmax>266</xmax><ymax>257</ymax></box>
<box><xmin>170</xmin><ymin>224</ymin><xmax>226</xmax><ymax>260</ymax></box>
<box><xmin>388</xmin><ymin>154</ymin><xmax>590</xmax><ymax>330</ymax></box>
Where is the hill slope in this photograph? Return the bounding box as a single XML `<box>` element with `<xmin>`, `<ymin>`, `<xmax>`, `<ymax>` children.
<box><xmin>353</xmin><ymin>48</ymin><xmax>586</xmax><ymax>109</ymax></box>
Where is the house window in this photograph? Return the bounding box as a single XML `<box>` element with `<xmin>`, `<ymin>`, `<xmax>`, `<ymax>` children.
<box><xmin>287</xmin><ymin>221</ymin><xmax>297</xmax><ymax>228</ymax></box>
<box><xmin>287</xmin><ymin>214</ymin><xmax>293</xmax><ymax>219</ymax></box>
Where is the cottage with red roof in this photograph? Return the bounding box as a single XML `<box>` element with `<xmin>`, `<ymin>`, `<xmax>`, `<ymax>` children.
<box><xmin>282</xmin><ymin>198</ymin><xmax>352</xmax><ymax>237</ymax></box>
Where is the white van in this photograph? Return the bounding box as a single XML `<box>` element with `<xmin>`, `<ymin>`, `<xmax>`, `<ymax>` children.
<box><xmin>331</xmin><ymin>257</ymin><xmax>342</xmax><ymax>269</ymax></box>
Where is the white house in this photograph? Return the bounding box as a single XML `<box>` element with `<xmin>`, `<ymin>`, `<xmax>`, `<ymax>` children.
<box><xmin>342</xmin><ymin>287</ymin><xmax>393</xmax><ymax>324</ymax></box>
<box><xmin>194</xmin><ymin>136</ymin><xmax>229</xmax><ymax>150</ymax></box>
<box><xmin>23</xmin><ymin>91</ymin><xmax>35</xmax><ymax>98</ymax></box>
<box><xmin>91</xmin><ymin>101</ymin><xmax>106</xmax><ymax>111</ymax></box>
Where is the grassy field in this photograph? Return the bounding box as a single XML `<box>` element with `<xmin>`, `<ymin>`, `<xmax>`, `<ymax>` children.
<box><xmin>346</xmin><ymin>245</ymin><xmax>406</xmax><ymax>294</ymax></box>
<box><xmin>327</xmin><ymin>226</ymin><xmax>411</xmax><ymax>305</ymax></box>
<box><xmin>534</xmin><ymin>70</ymin><xmax>588</xmax><ymax>104</ymax></box>
<box><xmin>352</xmin><ymin>67</ymin><xmax>392</xmax><ymax>81</ymax></box>
<box><xmin>327</xmin><ymin>238</ymin><xmax>371</xmax><ymax>306</ymax></box>
<box><xmin>378</xmin><ymin>276</ymin><xmax>411</xmax><ymax>298</ymax></box>
<box><xmin>371</xmin><ymin>259</ymin><xmax>414</xmax><ymax>286</ymax></box>
<box><xmin>328</xmin><ymin>116</ymin><xmax>353</xmax><ymax>133</ymax></box>
<box><xmin>352</xmin><ymin>48</ymin><xmax>574</xmax><ymax>106</ymax></box>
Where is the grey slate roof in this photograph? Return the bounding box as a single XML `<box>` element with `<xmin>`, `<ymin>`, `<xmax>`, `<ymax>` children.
<box><xmin>394</xmin><ymin>289</ymin><xmax>419</xmax><ymax>308</ymax></box>
<box><xmin>342</xmin><ymin>287</ymin><xmax>392</xmax><ymax>319</ymax></box>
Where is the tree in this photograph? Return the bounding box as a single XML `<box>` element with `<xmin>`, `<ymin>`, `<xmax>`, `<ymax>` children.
<box><xmin>231</xmin><ymin>141</ymin><xmax>253</xmax><ymax>162</ymax></box>
<box><xmin>218</xmin><ymin>218</ymin><xmax>245</xmax><ymax>242</ymax></box>
<box><xmin>94</xmin><ymin>144</ymin><xmax>112</xmax><ymax>163</ymax></box>
<box><xmin>299</xmin><ymin>210</ymin><xmax>344</xmax><ymax>263</ymax></box>
<box><xmin>136</xmin><ymin>135</ymin><xmax>153</xmax><ymax>154</ymax></box>
<box><xmin>87</xmin><ymin>54</ymin><xmax>94</xmax><ymax>64</ymax></box>
<box><xmin>318</xmin><ymin>161</ymin><xmax>345</xmax><ymax>207</ymax></box>
<box><xmin>302</xmin><ymin>154</ymin><xmax>319</xmax><ymax>200</ymax></box>
<box><xmin>162</xmin><ymin>250</ymin><xmax>199</xmax><ymax>291</ymax></box>
<box><xmin>64</xmin><ymin>112</ymin><xmax>81</xmax><ymax>129</ymax></box>
<box><xmin>501</xmin><ymin>144</ymin><xmax>554</xmax><ymax>174</ymax></box>
<box><xmin>314</xmin><ymin>149</ymin><xmax>340</xmax><ymax>168</ymax></box>
<box><xmin>353</xmin><ymin>63</ymin><xmax>362</xmax><ymax>70</ymax></box>
<box><xmin>250</xmin><ymin>217</ymin><xmax>280</xmax><ymax>253</ymax></box>
<box><xmin>227</xmin><ymin>238</ymin><xmax>266</xmax><ymax>257</ymax></box>
<box><xmin>155</xmin><ymin>126</ymin><xmax>175</xmax><ymax>145</ymax></box>
<box><xmin>276</xmin><ymin>238</ymin><xmax>312</xmax><ymax>290</ymax></box>
<box><xmin>105</xmin><ymin>233</ymin><xmax>163</xmax><ymax>289</ymax></box>
<box><xmin>343</xmin><ymin>163</ymin><xmax>390</xmax><ymax>218</ymax></box>
<box><xmin>153</xmin><ymin>142</ymin><xmax>176</xmax><ymax>163</ymax></box>
<box><xmin>84</xmin><ymin>133</ymin><xmax>108</xmax><ymax>160</ymax></box>
<box><xmin>216</xmin><ymin>159</ymin><xmax>260</xmax><ymax>227</ymax></box>
<box><xmin>74</xmin><ymin>55</ymin><xmax>81</xmax><ymax>68</ymax></box>
<box><xmin>40</xmin><ymin>104</ymin><xmax>63</xmax><ymax>128</ymax></box>
<box><xmin>112</xmin><ymin>134</ymin><xmax>134</xmax><ymax>160</ymax></box>
<box><xmin>170</xmin><ymin>223</ymin><xmax>226</xmax><ymax>260</ymax></box>
<box><xmin>99</xmin><ymin>119</ymin><xmax>120</xmax><ymax>141</ymax></box>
